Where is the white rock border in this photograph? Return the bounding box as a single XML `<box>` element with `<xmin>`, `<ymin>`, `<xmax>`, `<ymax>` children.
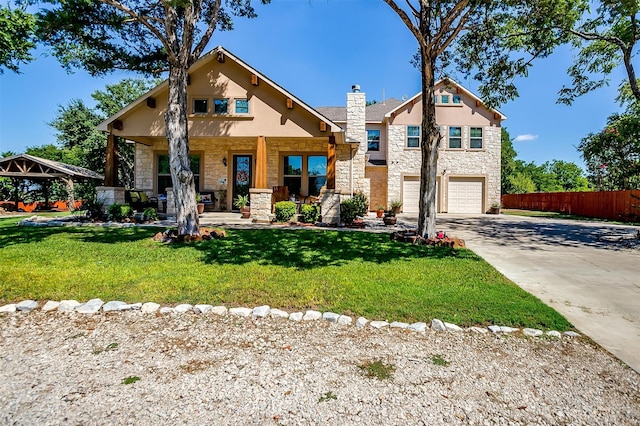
<box><xmin>0</xmin><ymin>299</ymin><xmax>580</xmax><ymax>339</ymax></box>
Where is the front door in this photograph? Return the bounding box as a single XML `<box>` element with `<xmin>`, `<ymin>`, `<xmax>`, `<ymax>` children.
<box><xmin>232</xmin><ymin>155</ymin><xmax>252</xmax><ymax>209</ymax></box>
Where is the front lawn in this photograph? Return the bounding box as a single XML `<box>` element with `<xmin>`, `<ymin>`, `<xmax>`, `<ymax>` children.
<box><xmin>0</xmin><ymin>217</ymin><xmax>571</xmax><ymax>330</ymax></box>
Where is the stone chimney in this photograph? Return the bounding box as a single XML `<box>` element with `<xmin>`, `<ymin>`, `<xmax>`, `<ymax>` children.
<box><xmin>345</xmin><ymin>85</ymin><xmax>370</xmax><ymax>200</ymax></box>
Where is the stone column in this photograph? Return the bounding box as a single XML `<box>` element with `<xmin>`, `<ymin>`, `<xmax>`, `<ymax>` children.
<box><xmin>346</xmin><ymin>87</ymin><xmax>370</xmax><ymax>199</ymax></box>
<box><xmin>320</xmin><ymin>189</ymin><xmax>341</xmax><ymax>224</ymax></box>
<box><xmin>249</xmin><ymin>188</ymin><xmax>273</xmax><ymax>223</ymax></box>
<box><xmin>96</xmin><ymin>186</ymin><xmax>125</xmax><ymax>213</ymax></box>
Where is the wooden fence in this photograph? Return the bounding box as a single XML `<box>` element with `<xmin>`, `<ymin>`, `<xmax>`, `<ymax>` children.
<box><xmin>501</xmin><ymin>190</ymin><xmax>640</xmax><ymax>222</ymax></box>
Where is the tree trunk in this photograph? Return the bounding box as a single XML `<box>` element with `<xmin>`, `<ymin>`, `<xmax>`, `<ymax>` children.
<box><xmin>417</xmin><ymin>49</ymin><xmax>439</xmax><ymax>239</ymax></box>
<box><xmin>165</xmin><ymin>63</ymin><xmax>199</xmax><ymax>235</ymax></box>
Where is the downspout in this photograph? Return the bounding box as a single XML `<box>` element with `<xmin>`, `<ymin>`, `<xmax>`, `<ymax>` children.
<box><xmin>350</xmin><ymin>145</ymin><xmax>354</xmax><ymax>197</ymax></box>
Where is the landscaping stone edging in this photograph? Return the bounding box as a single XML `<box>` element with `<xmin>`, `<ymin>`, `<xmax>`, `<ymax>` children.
<box><xmin>0</xmin><ymin>299</ymin><xmax>580</xmax><ymax>339</ymax></box>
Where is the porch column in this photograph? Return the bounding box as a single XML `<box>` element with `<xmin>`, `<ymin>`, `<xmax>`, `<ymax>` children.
<box><xmin>105</xmin><ymin>132</ymin><xmax>119</xmax><ymax>187</ymax></box>
<box><xmin>327</xmin><ymin>135</ymin><xmax>336</xmax><ymax>190</ymax></box>
<box><xmin>255</xmin><ymin>135</ymin><xmax>268</xmax><ymax>189</ymax></box>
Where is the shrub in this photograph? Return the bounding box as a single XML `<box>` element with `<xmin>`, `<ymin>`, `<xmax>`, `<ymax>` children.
<box><xmin>108</xmin><ymin>203</ymin><xmax>133</xmax><ymax>222</ymax></box>
<box><xmin>143</xmin><ymin>207</ymin><xmax>158</xmax><ymax>221</ymax></box>
<box><xmin>340</xmin><ymin>192</ymin><xmax>369</xmax><ymax>224</ymax></box>
<box><xmin>300</xmin><ymin>204</ymin><xmax>320</xmax><ymax>223</ymax></box>
<box><xmin>351</xmin><ymin>191</ymin><xmax>369</xmax><ymax>216</ymax></box>
<box><xmin>274</xmin><ymin>201</ymin><xmax>296</xmax><ymax>222</ymax></box>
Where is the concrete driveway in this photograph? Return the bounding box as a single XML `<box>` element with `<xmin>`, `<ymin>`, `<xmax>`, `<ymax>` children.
<box><xmin>404</xmin><ymin>213</ymin><xmax>640</xmax><ymax>373</ymax></box>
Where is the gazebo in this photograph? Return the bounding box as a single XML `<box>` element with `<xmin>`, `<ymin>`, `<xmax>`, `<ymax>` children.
<box><xmin>0</xmin><ymin>153</ymin><xmax>104</xmax><ymax>210</ymax></box>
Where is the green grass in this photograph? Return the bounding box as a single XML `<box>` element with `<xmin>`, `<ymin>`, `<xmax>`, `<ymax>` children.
<box><xmin>0</xmin><ymin>217</ymin><xmax>572</xmax><ymax>330</ymax></box>
<box><xmin>358</xmin><ymin>359</ymin><xmax>395</xmax><ymax>380</ymax></box>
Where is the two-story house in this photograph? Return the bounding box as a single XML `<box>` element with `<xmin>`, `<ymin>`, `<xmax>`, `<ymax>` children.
<box><xmin>97</xmin><ymin>46</ymin><xmax>503</xmax><ymax>222</ymax></box>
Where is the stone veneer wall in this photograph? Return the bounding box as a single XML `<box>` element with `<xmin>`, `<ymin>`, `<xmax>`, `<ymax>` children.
<box><xmin>386</xmin><ymin>125</ymin><xmax>501</xmax><ymax>211</ymax></box>
<box><xmin>345</xmin><ymin>91</ymin><xmax>370</xmax><ymax>200</ymax></box>
<box><xmin>249</xmin><ymin>188</ymin><xmax>272</xmax><ymax>222</ymax></box>
<box><xmin>95</xmin><ymin>187</ymin><xmax>125</xmax><ymax>213</ymax></box>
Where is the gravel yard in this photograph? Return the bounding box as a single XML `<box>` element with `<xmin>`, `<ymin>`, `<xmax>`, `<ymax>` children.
<box><xmin>1</xmin><ymin>311</ymin><xmax>638</xmax><ymax>425</ymax></box>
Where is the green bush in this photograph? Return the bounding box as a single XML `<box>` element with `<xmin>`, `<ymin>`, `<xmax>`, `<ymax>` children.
<box><xmin>108</xmin><ymin>203</ymin><xmax>133</xmax><ymax>222</ymax></box>
<box><xmin>300</xmin><ymin>204</ymin><xmax>320</xmax><ymax>223</ymax></box>
<box><xmin>143</xmin><ymin>207</ymin><xmax>158</xmax><ymax>221</ymax></box>
<box><xmin>274</xmin><ymin>201</ymin><xmax>296</xmax><ymax>222</ymax></box>
<box><xmin>340</xmin><ymin>192</ymin><xmax>369</xmax><ymax>224</ymax></box>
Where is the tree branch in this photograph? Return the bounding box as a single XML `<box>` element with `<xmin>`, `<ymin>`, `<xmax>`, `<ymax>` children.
<box><xmin>383</xmin><ymin>0</ymin><xmax>427</xmax><ymax>52</ymax></box>
<box><xmin>191</xmin><ymin>0</ymin><xmax>222</xmax><ymax>65</ymax></box>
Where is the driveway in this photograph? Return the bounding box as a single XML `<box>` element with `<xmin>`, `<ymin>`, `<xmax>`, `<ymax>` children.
<box><xmin>403</xmin><ymin>213</ymin><xmax>640</xmax><ymax>373</ymax></box>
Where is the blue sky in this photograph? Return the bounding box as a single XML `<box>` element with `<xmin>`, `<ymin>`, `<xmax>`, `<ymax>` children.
<box><xmin>0</xmin><ymin>0</ymin><xmax>631</xmax><ymax>169</ymax></box>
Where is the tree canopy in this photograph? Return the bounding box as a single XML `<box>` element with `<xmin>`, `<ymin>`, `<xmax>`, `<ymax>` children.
<box><xmin>0</xmin><ymin>3</ymin><xmax>36</xmax><ymax>74</ymax></box>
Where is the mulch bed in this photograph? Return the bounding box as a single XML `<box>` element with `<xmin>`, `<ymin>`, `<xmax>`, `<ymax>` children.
<box><xmin>390</xmin><ymin>230</ymin><xmax>466</xmax><ymax>248</ymax></box>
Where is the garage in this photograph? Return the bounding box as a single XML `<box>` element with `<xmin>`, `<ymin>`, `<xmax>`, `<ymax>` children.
<box><xmin>447</xmin><ymin>177</ymin><xmax>484</xmax><ymax>214</ymax></box>
<box><xmin>402</xmin><ymin>176</ymin><xmax>438</xmax><ymax>213</ymax></box>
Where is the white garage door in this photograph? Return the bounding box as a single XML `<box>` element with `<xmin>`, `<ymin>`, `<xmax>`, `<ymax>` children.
<box><xmin>448</xmin><ymin>178</ymin><xmax>483</xmax><ymax>214</ymax></box>
<box><xmin>403</xmin><ymin>177</ymin><xmax>437</xmax><ymax>213</ymax></box>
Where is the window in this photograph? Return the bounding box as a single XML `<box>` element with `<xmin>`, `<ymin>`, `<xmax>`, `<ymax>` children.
<box><xmin>470</xmin><ymin>127</ymin><xmax>483</xmax><ymax>149</ymax></box>
<box><xmin>283</xmin><ymin>155</ymin><xmax>302</xmax><ymax>196</ymax></box>
<box><xmin>282</xmin><ymin>155</ymin><xmax>327</xmax><ymax>197</ymax></box>
<box><xmin>407</xmin><ymin>125</ymin><xmax>420</xmax><ymax>148</ymax></box>
<box><xmin>367</xmin><ymin>129</ymin><xmax>380</xmax><ymax>151</ymax></box>
<box><xmin>235</xmin><ymin>98</ymin><xmax>249</xmax><ymax>114</ymax></box>
<box><xmin>193</xmin><ymin>99</ymin><xmax>208</xmax><ymax>114</ymax></box>
<box><xmin>157</xmin><ymin>154</ymin><xmax>200</xmax><ymax>195</ymax></box>
<box><xmin>441</xmin><ymin>95</ymin><xmax>450</xmax><ymax>104</ymax></box>
<box><xmin>214</xmin><ymin>98</ymin><xmax>228</xmax><ymax>114</ymax></box>
<box><xmin>448</xmin><ymin>126</ymin><xmax>462</xmax><ymax>149</ymax></box>
<box><xmin>453</xmin><ymin>95</ymin><xmax>462</xmax><ymax>104</ymax></box>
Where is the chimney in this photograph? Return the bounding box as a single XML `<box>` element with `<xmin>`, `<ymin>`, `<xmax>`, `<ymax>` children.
<box><xmin>346</xmin><ymin>84</ymin><xmax>366</xmax><ymax>145</ymax></box>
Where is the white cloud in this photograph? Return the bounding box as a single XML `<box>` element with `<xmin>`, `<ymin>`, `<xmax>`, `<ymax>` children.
<box><xmin>514</xmin><ymin>134</ymin><xmax>539</xmax><ymax>142</ymax></box>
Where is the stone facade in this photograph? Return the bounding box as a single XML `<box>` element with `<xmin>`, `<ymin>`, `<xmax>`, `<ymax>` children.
<box><xmin>249</xmin><ymin>188</ymin><xmax>273</xmax><ymax>222</ymax></box>
<box><xmin>345</xmin><ymin>90</ymin><xmax>370</xmax><ymax>201</ymax></box>
<box><xmin>95</xmin><ymin>187</ymin><xmax>125</xmax><ymax>213</ymax></box>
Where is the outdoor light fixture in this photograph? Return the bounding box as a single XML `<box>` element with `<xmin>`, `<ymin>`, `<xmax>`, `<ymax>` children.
<box><xmin>222</xmin><ymin>157</ymin><xmax>227</xmax><ymax>167</ymax></box>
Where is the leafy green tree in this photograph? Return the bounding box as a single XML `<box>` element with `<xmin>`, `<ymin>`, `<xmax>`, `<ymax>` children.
<box><xmin>559</xmin><ymin>1</ymin><xmax>640</xmax><ymax>104</ymax></box>
<box><xmin>508</xmin><ymin>172</ymin><xmax>536</xmax><ymax>194</ymax></box>
<box><xmin>501</xmin><ymin>128</ymin><xmax>517</xmax><ymax>194</ymax></box>
<box><xmin>0</xmin><ymin>4</ymin><xmax>36</xmax><ymax>74</ymax></box>
<box><xmin>37</xmin><ymin>0</ymin><xmax>270</xmax><ymax>236</ymax></box>
<box><xmin>382</xmin><ymin>0</ymin><xmax>585</xmax><ymax>238</ymax></box>
<box><xmin>547</xmin><ymin>160</ymin><xmax>592</xmax><ymax>191</ymax></box>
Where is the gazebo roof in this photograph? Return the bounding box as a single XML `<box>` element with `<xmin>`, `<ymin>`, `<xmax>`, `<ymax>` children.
<box><xmin>0</xmin><ymin>154</ymin><xmax>104</xmax><ymax>181</ymax></box>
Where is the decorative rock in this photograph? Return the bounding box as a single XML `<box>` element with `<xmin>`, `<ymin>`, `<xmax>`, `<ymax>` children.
<box><xmin>356</xmin><ymin>317</ymin><xmax>368</xmax><ymax>328</ymax></box>
<box><xmin>337</xmin><ymin>315</ymin><xmax>352</xmax><ymax>326</ymax></box>
<box><xmin>430</xmin><ymin>319</ymin><xmax>447</xmax><ymax>331</ymax></box>
<box><xmin>193</xmin><ymin>304</ymin><xmax>213</xmax><ymax>314</ymax></box>
<box><xmin>444</xmin><ymin>322</ymin><xmax>463</xmax><ymax>332</ymax></box>
<box><xmin>409</xmin><ymin>322</ymin><xmax>427</xmax><ymax>332</ymax></box>
<box><xmin>119</xmin><ymin>302</ymin><xmax>142</xmax><ymax>311</ymax></box>
<box><xmin>500</xmin><ymin>326</ymin><xmax>520</xmax><ymax>333</ymax></box>
<box><xmin>488</xmin><ymin>325</ymin><xmax>502</xmax><ymax>333</ymax></box>
<box><xmin>390</xmin><ymin>321</ymin><xmax>409</xmax><ymax>329</ymax></box>
<box><xmin>103</xmin><ymin>301</ymin><xmax>127</xmax><ymax>312</ymax></box>
<box><xmin>322</xmin><ymin>312</ymin><xmax>340</xmax><ymax>323</ymax></box>
<box><xmin>0</xmin><ymin>304</ymin><xmax>16</xmax><ymax>313</ymax></box>
<box><xmin>211</xmin><ymin>306</ymin><xmax>228</xmax><ymax>316</ymax></box>
<box><xmin>303</xmin><ymin>310</ymin><xmax>322</xmax><ymax>321</ymax></box>
<box><xmin>141</xmin><ymin>302</ymin><xmax>160</xmax><ymax>313</ymax></box>
<box><xmin>546</xmin><ymin>330</ymin><xmax>562</xmax><ymax>338</ymax></box>
<box><xmin>252</xmin><ymin>305</ymin><xmax>271</xmax><ymax>318</ymax></box>
<box><xmin>229</xmin><ymin>307</ymin><xmax>252</xmax><ymax>317</ymax></box>
<box><xmin>270</xmin><ymin>309</ymin><xmax>289</xmax><ymax>319</ymax></box>
<box><xmin>41</xmin><ymin>301</ymin><xmax>60</xmax><ymax>312</ymax></box>
<box><xmin>76</xmin><ymin>299</ymin><xmax>104</xmax><ymax>315</ymax></box>
<box><xmin>174</xmin><ymin>304</ymin><xmax>193</xmax><ymax>313</ymax></box>
<box><xmin>469</xmin><ymin>326</ymin><xmax>489</xmax><ymax>334</ymax></box>
<box><xmin>564</xmin><ymin>331</ymin><xmax>580</xmax><ymax>337</ymax></box>
<box><xmin>523</xmin><ymin>328</ymin><xmax>543</xmax><ymax>337</ymax></box>
<box><xmin>16</xmin><ymin>300</ymin><xmax>38</xmax><ymax>311</ymax></box>
<box><xmin>289</xmin><ymin>312</ymin><xmax>303</xmax><ymax>321</ymax></box>
<box><xmin>370</xmin><ymin>321</ymin><xmax>389</xmax><ymax>329</ymax></box>
<box><xmin>58</xmin><ymin>300</ymin><xmax>81</xmax><ymax>313</ymax></box>
<box><xmin>159</xmin><ymin>307</ymin><xmax>174</xmax><ymax>314</ymax></box>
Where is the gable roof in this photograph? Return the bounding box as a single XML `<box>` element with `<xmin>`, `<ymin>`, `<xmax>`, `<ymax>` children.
<box><xmin>0</xmin><ymin>154</ymin><xmax>104</xmax><ymax>181</ymax></box>
<box><xmin>385</xmin><ymin>79</ymin><xmax>507</xmax><ymax>120</ymax></box>
<box><xmin>98</xmin><ymin>46</ymin><xmax>342</xmax><ymax>134</ymax></box>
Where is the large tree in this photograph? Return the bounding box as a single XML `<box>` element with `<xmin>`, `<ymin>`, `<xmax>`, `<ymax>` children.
<box><xmin>0</xmin><ymin>3</ymin><xmax>36</xmax><ymax>74</ymax></box>
<box><xmin>382</xmin><ymin>0</ymin><xmax>584</xmax><ymax>238</ymax></box>
<box><xmin>37</xmin><ymin>0</ymin><xmax>268</xmax><ymax>235</ymax></box>
<box><xmin>559</xmin><ymin>0</ymin><xmax>640</xmax><ymax>104</ymax></box>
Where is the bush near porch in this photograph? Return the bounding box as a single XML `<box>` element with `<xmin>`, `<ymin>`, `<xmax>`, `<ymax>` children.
<box><xmin>0</xmin><ymin>217</ymin><xmax>571</xmax><ymax>330</ymax></box>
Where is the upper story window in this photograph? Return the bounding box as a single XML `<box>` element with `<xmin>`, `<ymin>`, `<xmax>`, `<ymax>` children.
<box><xmin>214</xmin><ymin>98</ymin><xmax>229</xmax><ymax>114</ymax></box>
<box><xmin>193</xmin><ymin>99</ymin><xmax>208</xmax><ymax>114</ymax></box>
<box><xmin>470</xmin><ymin>127</ymin><xmax>483</xmax><ymax>149</ymax></box>
<box><xmin>367</xmin><ymin>130</ymin><xmax>380</xmax><ymax>151</ymax></box>
<box><xmin>407</xmin><ymin>126</ymin><xmax>420</xmax><ymax>148</ymax></box>
<box><xmin>235</xmin><ymin>98</ymin><xmax>249</xmax><ymax>114</ymax></box>
<box><xmin>441</xmin><ymin>95</ymin><xmax>450</xmax><ymax>104</ymax></box>
<box><xmin>453</xmin><ymin>95</ymin><xmax>462</xmax><ymax>104</ymax></box>
<box><xmin>448</xmin><ymin>126</ymin><xmax>462</xmax><ymax>149</ymax></box>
